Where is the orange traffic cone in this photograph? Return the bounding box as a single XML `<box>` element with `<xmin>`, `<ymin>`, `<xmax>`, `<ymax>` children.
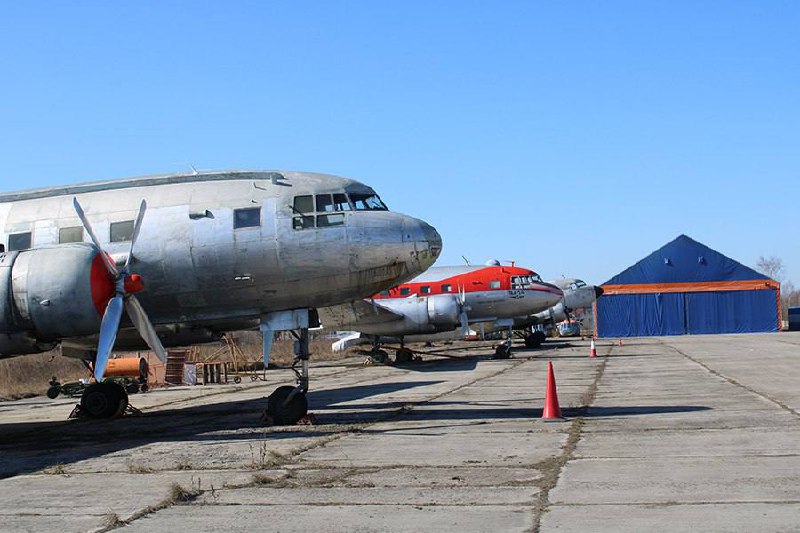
<box><xmin>541</xmin><ymin>361</ymin><xmax>564</xmax><ymax>421</ymax></box>
<box><xmin>589</xmin><ymin>338</ymin><xmax>597</xmax><ymax>358</ymax></box>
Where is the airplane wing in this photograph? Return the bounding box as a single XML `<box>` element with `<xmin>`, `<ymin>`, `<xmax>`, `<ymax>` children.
<box><xmin>318</xmin><ymin>299</ymin><xmax>404</xmax><ymax>328</ymax></box>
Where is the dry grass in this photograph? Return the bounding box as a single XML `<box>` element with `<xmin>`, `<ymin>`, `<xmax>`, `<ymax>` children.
<box><xmin>0</xmin><ymin>350</ymin><xmax>88</xmax><ymax>401</ymax></box>
<box><xmin>189</xmin><ymin>331</ymin><xmax>352</xmax><ymax>367</ymax></box>
<box><xmin>0</xmin><ymin>331</ymin><xmax>353</xmax><ymax>401</ymax></box>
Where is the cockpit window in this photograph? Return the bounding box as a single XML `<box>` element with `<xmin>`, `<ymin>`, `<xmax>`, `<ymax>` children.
<box><xmin>575</xmin><ymin>280</ymin><xmax>586</xmax><ymax>288</ymax></box>
<box><xmin>293</xmin><ymin>195</ymin><xmax>314</xmax><ymax>214</ymax></box>
<box><xmin>293</xmin><ymin>193</ymin><xmax>352</xmax><ymax>230</ymax></box>
<box><xmin>333</xmin><ymin>194</ymin><xmax>352</xmax><ymax>211</ymax></box>
<box><xmin>316</xmin><ymin>194</ymin><xmax>335</xmax><ymax>212</ymax></box>
<box><xmin>511</xmin><ymin>275</ymin><xmax>544</xmax><ymax>289</ymax></box>
<box><xmin>350</xmin><ymin>193</ymin><xmax>388</xmax><ymax>211</ymax></box>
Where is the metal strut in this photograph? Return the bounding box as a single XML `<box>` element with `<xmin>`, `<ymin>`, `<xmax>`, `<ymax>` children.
<box><xmin>289</xmin><ymin>328</ymin><xmax>310</xmax><ymax>395</ymax></box>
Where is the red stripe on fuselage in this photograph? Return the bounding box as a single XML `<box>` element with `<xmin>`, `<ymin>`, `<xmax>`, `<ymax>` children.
<box><xmin>373</xmin><ymin>265</ymin><xmax>554</xmax><ymax>299</ymax></box>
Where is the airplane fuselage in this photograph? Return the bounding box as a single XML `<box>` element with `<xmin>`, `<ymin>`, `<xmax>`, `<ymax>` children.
<box><xmin>0</xmin><ymin>170</ymin><xmax>441</xmax><ymax>356</ymax></box>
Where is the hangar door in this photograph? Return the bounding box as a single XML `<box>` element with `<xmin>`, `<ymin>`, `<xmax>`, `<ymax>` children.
<box><xmin>597</xmin><ymin>289</ymin><xmax>779</xmax><ymax>337</ymax></box>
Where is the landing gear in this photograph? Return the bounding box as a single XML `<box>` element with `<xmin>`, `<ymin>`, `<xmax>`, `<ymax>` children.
<box><xmin>394</xmin><ymin>337</ymin><xmax>414</xmax><ymax>363</ymax></box>
<box><xmin>493</xmin><ymin>320</ymin><xmax>515</xmax><ymax>359</ymax></box>
<box><xmin>267</xmin><ymin>385</ymin><xmax>309</xmax><ymax>425</ymax></box>
<box><xmin>395</xmin><ymin>347</ymin><xmax>414</xmax><ymax>363</ymax></box>
<box><xmin>524</xmin><ymin>330</ymin><xmax>546</xmax><ymax>349</ymax></box>
<box><xmin>367</xmin><ymin>336</ymin><xmax>389</xmax><ymax>364</ymax></box>
<box><xmin>264</xmin><ymin>324</ymin><xmax>310</xmax><ymax>426</ymax></box>
<box><xmin>494</xmin><ymin>344</ymin><xmax>512</xmax><ymax>359</ymax></box>
<box><xmin>80</xmin><ymin>382</ymin><xmax>128</xmax><ymax>419</ymax></box>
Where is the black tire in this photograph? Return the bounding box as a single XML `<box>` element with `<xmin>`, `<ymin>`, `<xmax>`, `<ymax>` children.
<box><xmin>266</xmin><ymin>385</ymin><xmax>308</xmax><ymax>425</ymax></box>
<box><xmin>395</xmin><ymin>348</ymin><xmax>414</xmax><ymax>363</ymax></box>
<box><xmin>524</xmin><ymin>335</ymin><xmax>542</xmax><ymax>349</ymax></box>
<box><xmin>125</xmin><ymin>381</ymin><xmax>140</xmax><ymax>394</ymax></box>
<box><xmin>81</xmin><ymin>382</ymin><xmax>120</xmax><ymax>418</ymax></box>
<box><xmin>494</xmin><ymin>345</ymin><xmax>512</xmax><ymax>359</ymax></box>
<box><xmin>533</xmin><ymin>331</ymin><xmax>547</xmax><ymax>343</ymax></box>
<box><xmin>233</xmin><ymin>376</ymin><xmax>242</xmax><ymax>384</ymax></box>
<box><xmin>46</xmin><ymin>386</ymin><xmax>60</xmax><ymax>399</ymax></box>
<box><xmin>140</xmin><ymin>383</ymin><xmax>149</xmax><ymax>393</ymax></box>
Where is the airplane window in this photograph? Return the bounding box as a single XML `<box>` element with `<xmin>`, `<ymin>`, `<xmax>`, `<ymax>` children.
<box><xmin>489</xmin><ymin>280</ymin><xmax>501</xmax><ymax>289</ymax></box>
<box><xmin>420</xmin><ymin>286</ymin><xmax>431</xmax><ymax>294</ymax></box>
<box><xmin>400</xmin><ymin>287</ymin><xmax>411</xmax><ymax>296</ymax></box>
<box><xmin>59</xmin><ymin>226</ymin><xmax>83</xmax><ymax>244</ymax></box>
<box><xmin>8</xmin><ymin>232</ymin><xmax>31</xmax><ymax>251</ymax></box>
<box><xmin>575</xmin><ymin>280</ymin><xmax>586</xmax><ymax>287</ymax></box>
<box><xmin>110</xmin><ymin>221</ymin><xmax>134</xmax><ymax>242</ymax></box>
<box><xmin>316</xmin><ymin>194</ymin><xmax>335</xmax><ymax>213</ymax></box>
<box><xmin>333</xmin><ymin>193</ymin><xmax>352</xmax><ymax>211</ymax></box>
<box><xmin>349</xmin><ymin>193</ymin><xmax>388</xmax><ymax>211</ymax></box>
<box><xmin>293</xmin><ymin>195</ymin><xmax>313</xmax><ymax>214</ymax></box>
<box><xmin>441</xmin><ymin>284</ymin><xmax>452</xmax><ymax>292</ymax></box>
<box><xmin>233</xmin><ymin>207</ymin><xmax>261</xmax><ymax>229</ymax></box>
<box><xmin>317</xmin><ymin>213</ymin><xmax>345</xmax><ymax>227</ymax></box>
<box><xmin>379</xmin><ymin>290</ymin><xmax>390</xmax><ymax>296</ymax></box>
<box><xmin>292</xmin><ymin>215</ymin><xmax>315</xmax><ymax>230</ymax></box>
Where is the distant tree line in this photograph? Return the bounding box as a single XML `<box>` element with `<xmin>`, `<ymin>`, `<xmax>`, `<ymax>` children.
<box><xmin>756</xmin><ymin>256</ymin><xmax>800</xmax><ymax>320</ymax></box>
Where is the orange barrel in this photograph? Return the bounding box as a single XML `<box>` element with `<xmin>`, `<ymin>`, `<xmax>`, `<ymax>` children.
<box><xmin>104</xmin><ymin>357</ymin><xmax>148</xmax><ymax>379</ymax></box>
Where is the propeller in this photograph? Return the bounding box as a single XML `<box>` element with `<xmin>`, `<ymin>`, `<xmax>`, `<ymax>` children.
<box><xmin>73</xmin><ymin>198</ymin><xmax>168</xmax><ymax>380</ymax></box>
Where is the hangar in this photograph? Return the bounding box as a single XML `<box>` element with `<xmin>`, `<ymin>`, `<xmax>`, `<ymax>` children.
<box><xmin>596</xmin><ymin>234</ymin><xmax>781</xmax><ymax>337</ymax></box>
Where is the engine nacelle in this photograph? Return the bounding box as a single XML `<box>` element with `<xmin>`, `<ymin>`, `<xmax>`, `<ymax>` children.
<box><xmin>0</xmin><ymin>244</ymin><xmax>112</xmax><ymax>357</ymax></box>
<box><xmin>532</xmin><ymin>301</ymin><xmax>567</xmax><ymax>325</ymax></box>
<box><xmin>426</xmin><ymin>294</ymin><xmax>461</xmax><ymax>328</ymax></box>
<box><xmin>357</xmin><ymin>295</ymin><xmax>461</xmax><ymax>336</ymax></box>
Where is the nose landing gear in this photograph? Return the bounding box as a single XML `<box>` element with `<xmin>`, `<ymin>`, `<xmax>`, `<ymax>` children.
<box><xmin>262</xmin><ymin>310</ymin><xmax>315</xmax><ymax>426</ymax></box>
<box><xmin>79</xmin><ymin>382</ymin><xmax>129</xmax><ymax>418</ymax></box>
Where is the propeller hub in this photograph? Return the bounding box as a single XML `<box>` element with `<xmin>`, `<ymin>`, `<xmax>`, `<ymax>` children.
<box><xmin>124</xmin><ymin>274</ymin><xmax>144</xmax><ymax>294</ymax></box>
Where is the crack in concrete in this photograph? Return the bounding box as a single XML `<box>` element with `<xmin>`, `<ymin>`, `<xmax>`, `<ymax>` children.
<box><xmin>529</xmin><ymin>349</ymin><xmax>610</xmax><ymax>533</ymax></box>
<box><xmin>667</xmin><ymin>343</ymin><xmax>800</xmax><ymax>418</ymax></box>
<box><xmin>102</xmin><ymin>357</ymin><xmax>529</xmax><ymax>530</ymax></box>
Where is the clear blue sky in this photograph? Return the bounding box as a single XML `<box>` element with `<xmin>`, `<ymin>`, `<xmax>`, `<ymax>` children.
<box><xmin>1</xmin><ymin>2</ymin><xmax>798</xmax><ymax>286</ymax></box>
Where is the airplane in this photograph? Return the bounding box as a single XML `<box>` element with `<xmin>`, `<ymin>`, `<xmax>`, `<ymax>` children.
<box><xmin>487</xmin><ymin>278</ymin><xmax>604</xmax><ymax>347</ymax></box>
<box><xmin>0</xmin><ymin>169</ymin><xmax>442</xmax><ymax>424</ymax></box>
<box><xmin>318</xmin><ymin>260</ymin><xmax>564</xmax><ymax>360</ymax></box>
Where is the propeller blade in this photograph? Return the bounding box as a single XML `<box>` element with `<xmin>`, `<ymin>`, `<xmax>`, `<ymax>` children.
<box><xmin>125</xmin><ymin>200</ymin><xmax>147</xmax><ymax>269</ymax></box>
<box><xmin>94</xmin><ymin>294</ymin><xmax>124</xmax><ymax>380</ymax></box>
<box><xmin>73</xmin><ymin>197</ymin><xmax>118</xmax><ymax>277</ymax></box>
<box><xmin>125</xmin><ymin>295</ymin><xmax>167</xmax><ymax>363</ymax></box>
<box><xmin>459</xmin><ymin>309</ymin><xmax>470</xmax><ymax>336</ymax></box>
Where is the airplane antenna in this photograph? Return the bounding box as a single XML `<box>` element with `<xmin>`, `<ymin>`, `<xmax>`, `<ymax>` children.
<box><xmin>188</xmin><ymin>164</ymin><xmax>199</xmax><ymax>175</ymax></box>
<box><xmin>462</xmin><ymin>255</ymin><xmax>471</xmax><ymax>266</ymax></box>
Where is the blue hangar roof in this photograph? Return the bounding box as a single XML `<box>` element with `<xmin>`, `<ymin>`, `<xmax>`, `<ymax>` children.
<box><xmin>604</xmin><ymin>234</ymin><xmax>769</xmax><ymax>285</ymax></box>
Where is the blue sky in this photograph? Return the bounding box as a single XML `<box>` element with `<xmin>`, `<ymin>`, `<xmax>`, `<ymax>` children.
<box><xmin>1</xmin><ymin>2</ymin><xmax>798</xmax><ymax>285</ymax></box>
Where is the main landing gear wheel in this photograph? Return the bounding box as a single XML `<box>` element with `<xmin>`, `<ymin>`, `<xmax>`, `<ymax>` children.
<box><xmin>267</xmin><ymin>385</ymin><xmax>308</xmax><ymax>425</ymax></box>
<box><xmin>80</xmin><ymin>382</ymin><xmax>128</xmax><ymax>419</ymax></box>
<box><xmin>525</xmin><ymin>331</ymin><xmax>546</xmax><ymax>349</ymax></box>
<box><xmin>395</xmin><ymin>348</ymin><xmax>414</xmax><ymax>363</ymax></box>
<box><xmin>494</xmin><ymin>344</ymin><xmax>512</xmax><ymax>359</ymax></box>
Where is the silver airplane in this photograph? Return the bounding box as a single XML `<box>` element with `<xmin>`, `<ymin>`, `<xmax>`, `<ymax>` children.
<box><xmin>512</xmin><ymin>278</ymin><xmax>604</xmax><ymax>347</ymax></box>
<box><xmin>319</xmin><ymin>261</ymin><xmax>564</xmax><ymax>360</ymax></box>
<box><xmin>0</xmin><ymin>170</ymin><xmax>441</xmax><ymax>424</ymax></box>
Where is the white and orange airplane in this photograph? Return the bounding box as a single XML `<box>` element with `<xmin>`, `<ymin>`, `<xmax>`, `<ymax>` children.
<box><xmin>319</xmin><ymin>260</ymin><xmax>563</xmax><ymax>360</ymax></box>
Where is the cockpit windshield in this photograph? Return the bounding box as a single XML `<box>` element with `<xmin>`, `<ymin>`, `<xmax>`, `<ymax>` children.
<box><xmin>511</xmin><ymin>274</ymin><xmax>543</xmax><ymax>289</ymax></box>
<box><xmin>349</xmin><ymin>193</ymin><xmax>388</xmax><ymax>211</ymax></box>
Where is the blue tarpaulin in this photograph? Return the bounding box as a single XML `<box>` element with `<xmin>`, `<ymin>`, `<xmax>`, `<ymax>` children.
<box><xmin>597</xmin><ymin>235</ymin><xmax>779</xmax><ymax>337</ymax></box>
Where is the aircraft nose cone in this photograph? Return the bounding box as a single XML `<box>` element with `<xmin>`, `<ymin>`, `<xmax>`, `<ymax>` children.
<box><xmin>422</xmin><ymin>222</ymin><xmax>442</xmax><ymax>260</ymax></box>
<box><xmin>595</xmin><ymin>286</ymin><xmax>604</xmax><ymax>298</ymax></box>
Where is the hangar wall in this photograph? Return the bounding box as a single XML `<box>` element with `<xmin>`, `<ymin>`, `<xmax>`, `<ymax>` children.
<box><xmin>596</xmin><ymin>235</ymin><xmax>780</xmax><ymax>338</ymax></box>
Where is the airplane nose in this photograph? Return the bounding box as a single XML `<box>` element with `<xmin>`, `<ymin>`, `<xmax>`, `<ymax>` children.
<box><xmin>595</xmin><ymin>286</ymin><xmax>604</xmax><ymax>298</ymax></box>
<box><xmin>422</xmin><ymin>222</ymin><xmax>442</xmax><ymax>260</ymax></box>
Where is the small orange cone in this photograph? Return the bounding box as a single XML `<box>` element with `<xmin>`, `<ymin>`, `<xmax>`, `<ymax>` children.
<box><xmin>589</xmin><ymin>338</ymin><xmax>597</xmax><ymax>358</ymax></box>
<box><xmin>541</xmin><ymin>361</ymin><xmax>564</xmax><ymax>421</ymax></box>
